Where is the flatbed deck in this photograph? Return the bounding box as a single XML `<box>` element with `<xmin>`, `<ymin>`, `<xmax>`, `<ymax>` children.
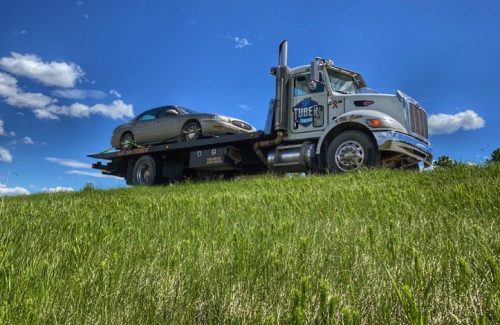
<box><xmin>88</xmin><ymin>131</ymin><xmax>267</xmax><ymax>160</ymax></box>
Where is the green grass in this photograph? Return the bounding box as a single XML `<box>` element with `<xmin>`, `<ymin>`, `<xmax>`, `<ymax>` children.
<box><xmin>1</xmin><ymin>165</ymin><xmax>499</xmax><ymax>323</ymax></box>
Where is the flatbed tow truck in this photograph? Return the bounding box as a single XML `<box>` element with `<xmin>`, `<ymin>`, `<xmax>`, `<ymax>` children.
<box><xmin>89</xmin><ymin>41</ymin><xmax>432</xmax><ymax>185</ymax></box>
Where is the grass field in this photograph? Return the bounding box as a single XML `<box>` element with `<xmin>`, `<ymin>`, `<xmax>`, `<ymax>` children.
<box><xmin>1</xmin><ymin>165</ymin><xmax>499</xmax><ymax>323</ymax></box>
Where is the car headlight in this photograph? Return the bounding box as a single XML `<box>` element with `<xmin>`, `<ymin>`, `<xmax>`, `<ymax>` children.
<box><xmin>205</xmin><ymin>115</ymin><xmax>230</xmax><ymax>123</ymax></box>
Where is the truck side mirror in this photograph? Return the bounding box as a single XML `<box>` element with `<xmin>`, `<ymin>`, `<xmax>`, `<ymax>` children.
<box><xmin>308</xmin><ymin>80</ymin><xmax>317</xmax><ymax>91</ymax></box>
<box><xmin>309</xmin><ymin>60</ymin><xmax>321</xmax><ymax>91</ymax></box>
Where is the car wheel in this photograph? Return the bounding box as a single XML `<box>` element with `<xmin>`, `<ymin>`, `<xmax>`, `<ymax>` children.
<box><xmin>131</xmin><ymin>155</ymin><xmax>162</xmax><ymax>185</ymax></box>
<box><xmin>326</xmin><ymin>130</ymin><xmax>380</xmax><ymax>172</ymax></box>
<box><xmin>120</xmin><ymin>132</ymin><xmax>135</xmax><ymax>150</ymax></box>
<box><xmin>182</xmin><ymin>121</ymin><xmax>202</xmax><ymax>141</ymax></box>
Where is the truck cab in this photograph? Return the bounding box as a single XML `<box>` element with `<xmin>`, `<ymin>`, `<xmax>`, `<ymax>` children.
<box><xmin>265</xmin><ymin>41</ymin><xmax>432</xmax><ymax>172</ymax></box>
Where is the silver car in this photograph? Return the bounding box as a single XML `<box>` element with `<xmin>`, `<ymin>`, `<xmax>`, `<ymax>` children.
<box><xmin>111</xmin><ymin>105</ymin><xmax>256</xmax><ymax>149</ymax></box>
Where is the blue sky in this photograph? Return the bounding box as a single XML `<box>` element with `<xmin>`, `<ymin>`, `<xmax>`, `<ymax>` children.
<box><xmin>1</xmin><ymin>0</ymin><xmax>499</xmax><ymax>194</ymax></box>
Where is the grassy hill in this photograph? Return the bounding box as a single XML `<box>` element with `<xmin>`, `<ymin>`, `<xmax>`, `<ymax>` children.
<box><xmin>1</xmin><ymin>165</ymin><xmax>499</xmax><ymax>323</ymax></box>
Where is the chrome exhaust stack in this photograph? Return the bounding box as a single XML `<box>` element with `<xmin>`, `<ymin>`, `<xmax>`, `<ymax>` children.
<box><xmin>254</xmin><ymin>41</ymin><xmax>290</xmax><ymax>167</ymax></box>
<box><xmin>274</xmin><ymin>40</ymin><xmax>291</xmax><ymax>132</ymax></box>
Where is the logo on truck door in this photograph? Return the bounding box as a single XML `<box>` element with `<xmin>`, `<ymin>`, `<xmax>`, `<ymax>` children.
<box><xmin>292</xmin><ymin>98</ymin><xmax>324</xmax><ymax>129</ymax></box>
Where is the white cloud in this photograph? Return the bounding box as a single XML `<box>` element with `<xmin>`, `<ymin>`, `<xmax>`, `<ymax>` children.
<box><xmin>109</xmin><ymin>89</ymin><xmax>122</xmax><ymax>98</ymax></box>
<box><xmin>0</xmin><ymin>119</ymin><xmax>6</xmax><ymax>136</ymax></box>
<box><xmin>428</xmin><ymin>110</ymin><xmax>485</xmax><ymax>135</ymax></box>
<box><xmin>0</xmin><ymin>53</ymin><xmax>84</xmax><ymax>88</ymax></box>
<box><xmin>23</xmin><ymin>136</ymin><xmax>34</xmax><ymax>145</ymax></box>
<box><xmin>0</xmin><ymin>182</ymin><xmax>29</xmax><ymax>196</ymax></box>
<box><xmin>83</xmin><ymin>14</ymin><xmax>89</xmax><ymax>19</ymax></box>
<box><xmin>0</xmin><ymin>57</ymin><xmax>133</xmax><ymax>121</ymax></box>
<box><xmin>13</xmin><ymin>30</ymin><xmax>27</xmax><ymax>36</ymax></box>
<box><xmin>45</xmin><ymin>157</ymin><xmax>90</xmax><ymax>169</ymax></box>
<box><xmin>52</xmin><ymin>88</ymin><xmax>107</xmax><ymax>100</ymax></box>
<box><xmin>0</xmin><ymin>147</ymin><xmax>13</xmax><ymax>163</ymax></box>
<box><xmin>35</xmin><ymin>100</ymin><xmax>134</xmax><ymax>120</ymax></box>
<box><xmin>0</xmin><ymin>72</ymin><xmax>54</xmax><ymax>109</ymax></box>
<box><xmin>33</xmin><ymin>108</ymin><xmax>59</xmax><ymax>120</ymax></box>
<box><xmin>65</xmin><ymin>169</ymin><xmax>121</xmax><ymax>179</ymax></box>
<box><xmin>238</xmin><ymin>104</ymin><xmax>251</xmax><ymax>111</ymax></box>
<box><xmin>76</xmin><ymin>1</ymin><xmax>84</xmax><ymax>5</ymax></box>
<box><xmin>42</xmin><ymin>186</ymin><xmax>74</xmax><ymax>193</ymax></box>
<box><xmin>228</xmin><ymin>36</ymin><xmax>252</xmax><ymax>49</ymax></box>
<box><xmin>38</xmin><ymin>103</ymin><xmax>90</xmax><ymax>119</ymax></box>
<box><xmin>89</xmin><ymin>100</ymin><xmax>134</xmax><ymax>120</ymax></box>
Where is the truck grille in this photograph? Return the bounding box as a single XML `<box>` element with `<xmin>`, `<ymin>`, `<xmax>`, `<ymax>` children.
<box><xmin>409</xmin><ymin>103</ymin><xmax>428</xmax><ymax>139</ymax></box>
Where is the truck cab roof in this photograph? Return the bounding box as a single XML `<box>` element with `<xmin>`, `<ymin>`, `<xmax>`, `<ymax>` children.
<box><xmin>290</xmin><ymin>64</ymin><xmax>367</xmax><ymax>89</ymax></box>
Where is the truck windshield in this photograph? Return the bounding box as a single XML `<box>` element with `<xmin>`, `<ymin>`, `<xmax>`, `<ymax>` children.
<box><xmin>328</xmin><ymin>70</ymin><xmax>359</xmax><ymax>94</ymax></box>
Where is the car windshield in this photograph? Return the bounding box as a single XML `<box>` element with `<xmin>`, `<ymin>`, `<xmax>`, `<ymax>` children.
<box><xmin>328</xmin><ymin>70</ymin><xmax>359</xmax><ymax>94</ymax></box>
<box><xmin>178</xmin><ymin>107</ymin><xmax>198</xmax><ymax>114</ymax></box>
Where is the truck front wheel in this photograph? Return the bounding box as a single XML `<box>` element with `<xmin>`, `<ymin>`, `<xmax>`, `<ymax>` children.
<box><xmin>131</xmin><ymin>155</ymin><xmax>162</xmax><ymax>185</ymax></box>
<box><xmin>326</xmin><ymin>130</ymin><xmax>379</xmax><ymax>172</ymax></box>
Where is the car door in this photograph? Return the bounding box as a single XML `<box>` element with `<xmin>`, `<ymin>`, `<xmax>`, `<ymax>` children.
<box><xmin>154</xmin><ymin>107</ymin><xmax>182</xmax><ymax>142</ymax></box>
<box><xmin>132</xmin><ymin>109</ymin><xmax>160</xmax><ymax>144</ymax></box>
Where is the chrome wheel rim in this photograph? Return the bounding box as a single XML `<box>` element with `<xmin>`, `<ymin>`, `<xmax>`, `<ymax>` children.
<box><xmin>137</xmin><ymin>163</ymin><xmax>152</xmax><ymax>184</ymax></box>
<box><xmin>335</xmin><ymin>140</ymin><xmax>365</xmax><ymax>171</ymax></box>
<box><xmin>184</xmin><ymin>125</ymin><xmax>201</xmax><ymax>141</ymax></box>
<box><xmin>121</xmin><ymin>134</ymin><xmax>133</xmax><ymax>149</ymax></box>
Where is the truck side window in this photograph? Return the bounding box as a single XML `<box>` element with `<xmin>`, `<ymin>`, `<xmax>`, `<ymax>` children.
<box><xmin>294</xmin><ymin>75</ymin><xmax>325</xmax><ymax>97</ymax></box>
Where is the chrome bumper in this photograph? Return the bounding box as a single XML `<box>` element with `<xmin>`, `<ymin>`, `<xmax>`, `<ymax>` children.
<box><xmin>373</xmin><ymin>131</ymin><xmax>433</xmax><ymax>167</ymax></box>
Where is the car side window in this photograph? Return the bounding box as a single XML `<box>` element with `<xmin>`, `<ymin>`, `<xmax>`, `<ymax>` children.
<box><xmin>294</xmin><ymin>74</ymin><xmax>325</xmax><ymax>97</ymax></box>
<box><xmin>139</xmin><ymin>111</ymin><xmax>157</xmax><ymax>121</ymax></box>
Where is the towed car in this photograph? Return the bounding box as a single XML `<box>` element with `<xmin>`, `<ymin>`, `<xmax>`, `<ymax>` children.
<box><xmin>111</xmin><ymin>105</ymin><xmax>256</xmax><ymax>149</ymax></box>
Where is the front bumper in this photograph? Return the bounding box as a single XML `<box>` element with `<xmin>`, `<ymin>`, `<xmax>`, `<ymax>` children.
<box><xmin>373</xmin><ymin>130</ymin><xmax>433</xmax><ymax>167</ymax></box>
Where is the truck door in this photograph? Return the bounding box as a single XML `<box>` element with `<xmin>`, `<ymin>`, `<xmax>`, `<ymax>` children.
<box><xmin>290</xmin><ymin>74</ymin><xmax>328</xmax><ymax>134</ymax></box>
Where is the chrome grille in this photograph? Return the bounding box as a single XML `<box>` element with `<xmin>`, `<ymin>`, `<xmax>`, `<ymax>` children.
<box><xmin>409</xmin><ymin>103</ymin><xmax>428</xmax><ymax>139</ymax></box>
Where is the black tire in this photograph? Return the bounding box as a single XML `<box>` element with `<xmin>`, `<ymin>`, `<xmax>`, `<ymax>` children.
<box><xmin>404</xmin><ymin>163</ymin><xmax>420</xmax><ymax>171</ymax></box>
<box><xmin>326</xmin><ymin>130</ymin><xmax>379</xmax><ymax>172</ymax></box>
<box><xmin>131</xmin><ymin>155</ymin><xmax>162</xmax><ymax>185</ymax></box>
<box><xmin>181</xmin><ymin>121</ymin><xmax>202</xmax><ymax>141</ymax></box>
<box><xmin>120</xmin><ymin>132</ymin><xmax>135</xmax><ymax>150</ymax></box>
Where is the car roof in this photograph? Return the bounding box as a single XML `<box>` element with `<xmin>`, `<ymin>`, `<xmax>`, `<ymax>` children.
<box><xmin>139</xmin><ymin>105</ymin><xmax>176</xmax><ymax>114</ymax></box>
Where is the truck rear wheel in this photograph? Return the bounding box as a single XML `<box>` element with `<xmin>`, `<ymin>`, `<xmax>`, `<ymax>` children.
<box><xmin>326</xmin><ymin>130</ymin><xmax>379</xmax><ymax>172</ymax></box>
<box><xmin>131</xmin><ymin>155</ymin><xmax>162</xmax><ymax>185</ymax></box>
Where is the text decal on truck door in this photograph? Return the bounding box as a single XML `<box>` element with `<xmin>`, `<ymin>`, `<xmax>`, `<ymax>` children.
<box><xmin>292</xmin><ymin>98</ymin><xmax>324</xmax><ymax>129</ymax></box>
